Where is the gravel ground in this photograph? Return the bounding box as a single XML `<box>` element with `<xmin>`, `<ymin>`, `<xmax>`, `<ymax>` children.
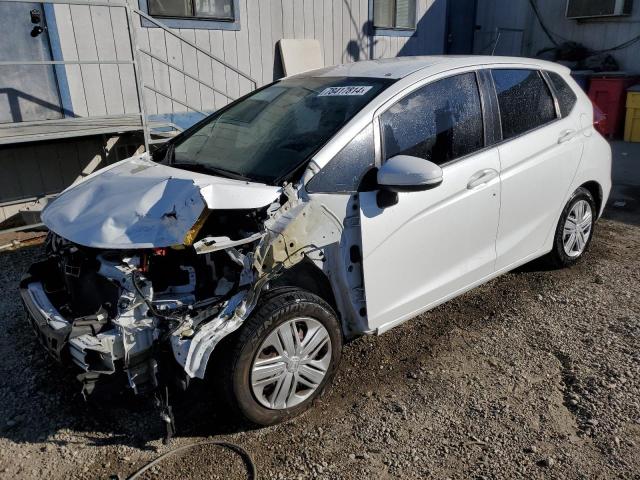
<box><xmin>0</xmin><ymin>214</ymin><xmax>638</xmax><ymax>479</ymax></box>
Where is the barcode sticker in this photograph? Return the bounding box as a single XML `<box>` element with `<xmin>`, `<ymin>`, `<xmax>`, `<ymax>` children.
<box><xmin>318</xmin><ymin>86</ymin><xmax>373</xmax><ymax>96</ymax></box>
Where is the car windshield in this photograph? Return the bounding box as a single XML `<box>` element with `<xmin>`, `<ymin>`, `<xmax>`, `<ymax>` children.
<box><xmin>169</xmin><ymin>76</ymin><xmax>394</xmax><ymax>184</ymax></box>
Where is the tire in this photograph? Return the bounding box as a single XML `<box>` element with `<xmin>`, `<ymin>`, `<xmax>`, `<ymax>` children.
<box><xmin>219</xmin><ymin>288</ymin><xmax>342</xmax><ymax>426</ymax></box>
<box><xmin>547</xmin><ymin>186</ymin><xmax>596</xmax><ymax>268</ymax></box>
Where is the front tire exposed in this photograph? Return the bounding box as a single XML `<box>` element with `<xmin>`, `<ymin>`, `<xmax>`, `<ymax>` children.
<box><xmin>219</xmin><ymin>288</ymin><xmax>342</xmax><ymax>426</ymax></box>
<box><xmin>547</xmin><ymin>186</ymin><xmax>596</xmax><ymax>268</ymax></box>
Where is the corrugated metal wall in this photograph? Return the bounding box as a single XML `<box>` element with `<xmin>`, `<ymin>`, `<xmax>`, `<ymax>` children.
<box><xmin>474</xmin><ymin>0</ymin><xmax>640</xmax><ymax>72</ymax></box>
<box><xmin>473</xmin><ymin>0</ymin><xmax>533</xmax><ymax>56</ymax></box>
<box><xmin>527</xmin><ymin>0</ymin><xmax>640</xmax><ymax>71</ymax></box>
<box><xmin>50</xmin><ymin>0</ymin><xmax>447</xmax><ymax>118</ymax></box>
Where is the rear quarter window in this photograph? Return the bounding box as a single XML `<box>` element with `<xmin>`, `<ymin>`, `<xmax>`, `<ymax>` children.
<box><xmin>547</xmin><ymin>71</ymin><xmax>578</xmax><ymax>117</ymax></box>
<box><xmin>491</xmin><ymin>69</ymin><xmax>557</xmax><ymax>140</ymax></box>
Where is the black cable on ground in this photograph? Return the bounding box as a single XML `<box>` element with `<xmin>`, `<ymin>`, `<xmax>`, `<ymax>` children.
<box><xmin>124</xmin><ymin>439</ymin><xmax>257</xmax><ymax>480</ymax></box>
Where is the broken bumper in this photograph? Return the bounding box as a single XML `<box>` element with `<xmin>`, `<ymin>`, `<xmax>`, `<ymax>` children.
<box><xmin>20</xmin><ymin>274</ymin><xmax>72</xmax><ymax>363</ymax></box>
<box><xmin>20</xmin><ymin>269</ymin><xmax>120</xmax><ymax>378</ymax></box>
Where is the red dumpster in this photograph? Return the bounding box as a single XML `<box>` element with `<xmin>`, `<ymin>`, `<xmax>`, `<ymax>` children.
<box><xmin>588</xmin><ymin>75</ymin><xmax>638</xmax><ymax>139</ymax></box>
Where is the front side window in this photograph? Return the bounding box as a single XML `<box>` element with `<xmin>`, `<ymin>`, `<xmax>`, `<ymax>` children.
<box><xmin>148</xmin><ymin>0</ymin><xmax>234</xmax><ymax>20</ymax></box>
<box><xmin>380</xmin><ymin>72</ymin><xmax>484</xmax><ymax>166</ymax></box>
<box><xmin>491</xmin><ymin>69</ymin><xmax>557</xmax><ymax>140</ymax></box>
<box><xmin>373</xmin><ymin>0</ymin><xmax>417</xmax><ymax>30</ymax></box>
<box><xmin>169</xmin><ymin>76</ymin><xmax>393</xmax><ymax>185</ymax></box>
<box><xmin>547</xmin><ymin>71</ymin><xmax>577</xmax><ymax>118</ymax></box>
<box><xmin>306</xmin><ymin>124</ymin><xmax>375</xmax><ymax>193</ymax></box>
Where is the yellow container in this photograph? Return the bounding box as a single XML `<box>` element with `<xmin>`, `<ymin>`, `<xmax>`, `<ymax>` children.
<box><xmin>627</xmin><ymin>90</ymin><xmax>640</xmax><ymax>109</ymax></box>
<box><xmin>624</xmin><ymin>89</ymin><xmax>640</xmax><ymax>142</ymax></box>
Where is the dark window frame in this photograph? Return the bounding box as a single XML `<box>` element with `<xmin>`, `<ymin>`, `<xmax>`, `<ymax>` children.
<box><xmin>306</xmin><ymin>123</ymin><xmax>376</xmax><ymax>194</ymax></box>
<box><xmin>489</xmin><ymin>68</ymin><xmax>559</xmax><ymax>143</ymax></box>
<box><xmin>139</xmin><ymin>0</ymin><xmax>240</xmax><ymax>31</ymax></box>
<box><xmin>377</xmin><ymin>71</ymin><xmax>487</xmax><ymax>169</ymax></box>
<box><xmin>369</xmin><ymin>0</ymin><xmax>418</xmax><ymax>37</ymax></box>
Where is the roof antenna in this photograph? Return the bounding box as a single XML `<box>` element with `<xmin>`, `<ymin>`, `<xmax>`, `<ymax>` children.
<box><xmin>491</xmin><ymin>29</ymin><xmax>501</xmax><ymax>55</ymax></box>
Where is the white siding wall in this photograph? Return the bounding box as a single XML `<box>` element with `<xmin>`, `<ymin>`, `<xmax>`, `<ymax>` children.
<box><xmin>50</xmin><ymin>0</ymin><xmax>446</xmax><ymax>118</ymax></box>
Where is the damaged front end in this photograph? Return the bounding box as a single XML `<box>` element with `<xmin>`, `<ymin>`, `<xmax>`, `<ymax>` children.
<box><xmin>21</xmin><ymin>207</ymin><xmax>269</xmax><ymax>397</ymax></box>
<box><xmin>20</xmin><ymin>156</ymin><xmax>347</xmax><ymax>412</ymax></box>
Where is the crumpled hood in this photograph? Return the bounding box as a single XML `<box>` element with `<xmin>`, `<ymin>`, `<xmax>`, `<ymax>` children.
<box><xmin>42</xmin><ymin>155</ymin><xmax>281</xmax><ymax>249</ymax></box>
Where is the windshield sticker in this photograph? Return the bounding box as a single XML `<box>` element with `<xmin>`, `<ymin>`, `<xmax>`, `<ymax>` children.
<box><xmin>318</xmin><ymin>86</ymin><xmax>373</xmax><ymax>97</ymax></box>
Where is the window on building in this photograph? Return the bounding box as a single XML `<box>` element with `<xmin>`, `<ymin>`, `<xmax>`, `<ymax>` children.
<box><xmin>491</xmin><ymin>69</ymin><xmax>557</xmax><ymax>140</ymax></box>
<box><xmin>373</xmin><ymin>0</ymin><xmax>417</xmax><ymax>30</ymax></box>
<box><xmin>547</xmin><ymin>71</ymin><xmax>577</xmax><ymax>118</ymax></box>
<box><xmin>148</xmin><ymin>0</ymin><xmax>234</xmax><ymax>20</ymax></box>
<box><xmin>380</xmin><ymin>72</ymin><xmax>484</xmax><ymax>166</ymax></box>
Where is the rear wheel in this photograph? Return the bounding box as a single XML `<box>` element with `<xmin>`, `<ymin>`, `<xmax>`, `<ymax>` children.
<box><xmin>547</xmin><ymin>187</ymin><xmax>596</xmax><ymax>267</ymax></box>
<box><xmin>220</xmin><ymin>288</ymin><xmax>342</xmax><ymax>426</ymax></box>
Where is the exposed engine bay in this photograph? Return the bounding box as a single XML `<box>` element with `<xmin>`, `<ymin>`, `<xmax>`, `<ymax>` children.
<box><xmin>19</xmin><ymin>156</ymin><xmax>369</xmax><ymax>440</ymax></box>
<box><xmin>22</xmin><ymin>178</ymin><xmax>365</xmax><ymax>390</ymax></box>
<box><xmin>29</xmin><ymin>205</ymin><xmax>268</xmax><ymax>395</ymax></box>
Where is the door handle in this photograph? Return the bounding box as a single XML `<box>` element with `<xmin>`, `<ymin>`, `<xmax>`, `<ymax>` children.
<box><xmin>558</xmin><ymin>129</ymin><xmax>577</xmax><ymax>144</ymax></box>
<box><xmin>467</xmin><ymin>169</ymin><xmax>498</xmax><ymax>189</ymax></box>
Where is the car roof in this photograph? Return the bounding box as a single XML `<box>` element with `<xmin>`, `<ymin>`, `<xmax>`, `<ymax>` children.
<box><xmin>304</xmin><ymin>55</ymin><xmax>570</xmax><ymax>80</ymax></box>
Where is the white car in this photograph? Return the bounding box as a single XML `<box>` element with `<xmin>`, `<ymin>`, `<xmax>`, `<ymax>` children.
<box><xmin>21</xmin><ymin>56</ymin><xmax>611</xmax><ymax>430</ymax></box>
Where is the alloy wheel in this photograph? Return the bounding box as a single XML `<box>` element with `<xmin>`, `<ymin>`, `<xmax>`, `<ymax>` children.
<box><xmin>563</xmin><ymin>199</ymin><xmax>592</xmax><ymax>257</ymax></box>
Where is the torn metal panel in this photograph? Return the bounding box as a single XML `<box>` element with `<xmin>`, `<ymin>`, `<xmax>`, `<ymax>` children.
<box><xmin>193</xmin><ymin>232</ymin><xmax>264</xmax><ymax>254</ymax></box>
<box><xmin>257</xmin><ymin>193</ymin><xmax>343</xmax><ymax>272</ymax></box>
<box><xmin>41</xmin><ymin>155</ymin><xmax>281</xmax><ymax>249</ymax></box>
<box><xmin>170</xmin><ymin>188</ymin><xmax>345</xmax><ymax>379</ymax></box>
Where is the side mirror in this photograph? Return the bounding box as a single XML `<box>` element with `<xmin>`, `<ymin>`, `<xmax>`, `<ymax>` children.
<box><xmin>377</xmin><ymin>155</ymin><xmax>443</xmax><ymax>191</ymax></box>
<box><xmin>376</xmin><ymin>155</ymin><xmax>443</xmax><ymax>208</ymax></box>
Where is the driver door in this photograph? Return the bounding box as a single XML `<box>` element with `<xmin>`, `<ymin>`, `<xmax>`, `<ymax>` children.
<box><xmin>359</xmin><ymin>72</ymin><xmax>501</xmax><ymax>332</ymax></box>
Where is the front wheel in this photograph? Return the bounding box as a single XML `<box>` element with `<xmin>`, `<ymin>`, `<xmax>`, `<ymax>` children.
<box><xmin>220</xmin><ymin>288</ymin><xmax>342</xmax><ymax>426</ymax></box>
<box><xmin>547</xmin><ymin>186</ymin><xmax>596</xmax><ymax>268</ymax></box>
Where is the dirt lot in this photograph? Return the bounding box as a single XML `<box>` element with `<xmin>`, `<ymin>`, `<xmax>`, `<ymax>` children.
<box><xmin>1</xmin><ymin>211</ymin><xmax>639</xmax><ymax>479</ymax></box>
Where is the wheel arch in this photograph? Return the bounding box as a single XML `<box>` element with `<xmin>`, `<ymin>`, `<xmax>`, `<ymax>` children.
<box><xmin>270</xmin><ymin>258</ymin><xmax>338</xmax><ymax>316</ymax></box>
<box><xmin>579</xmin><ymin>180</ymin><xmax>603</xmax><ymax>218</ymax></box>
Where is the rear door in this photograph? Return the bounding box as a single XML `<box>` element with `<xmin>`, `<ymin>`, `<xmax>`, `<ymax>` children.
<box><xmin>359</xmin><ymin>71</ymin><xmax>501</xmax><ymax>332</ymax></box>
<box><xmin>491</xmin><ymin>69</ymin><xmax>583</xmax><ymax>270</ymax></box>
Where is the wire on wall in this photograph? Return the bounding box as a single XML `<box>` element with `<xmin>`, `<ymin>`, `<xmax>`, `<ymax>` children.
<box><xmin>528</xmin><ymin>0</ymin><xmax>640</xmax><ymax>53</ymax></box>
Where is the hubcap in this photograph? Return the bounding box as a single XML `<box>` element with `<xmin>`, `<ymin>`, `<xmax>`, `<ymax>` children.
<box><xmin>563</xmin><ymin>199</ymin><xmax>592</xmax><ymax>257</ymax></box>
<box><xmin>250</xmin><ymin>317</ymin><xmax>332</xmax><ymax>410</ymax></box>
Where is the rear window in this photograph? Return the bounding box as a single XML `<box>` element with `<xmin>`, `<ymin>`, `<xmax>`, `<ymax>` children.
<box><xmin>491</xmin><ymin>69</ymin><xmax>557</xmax><ymax>140</ymax></box>
<box><xmin>547</xmin><ymin>71</ymin><xmax>577</xmax><ymax>117</ymax></box>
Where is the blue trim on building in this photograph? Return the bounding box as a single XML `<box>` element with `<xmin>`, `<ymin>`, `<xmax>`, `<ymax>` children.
<box><xmin>44</xmin><ymin>4</ymin><xmax>76</xmax><ymax>118</ymax></box>
<box><xmin>367</xmin><ymin>0</ymin><xmax>418</xmax><ymax>37</ymax></box>
<box><xmin>138</xmin><ymin>0</ymin><xmax>241</xmax><ymax>30</ymax></box>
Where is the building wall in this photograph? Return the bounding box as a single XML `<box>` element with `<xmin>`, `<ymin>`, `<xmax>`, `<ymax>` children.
<box><xmin>526</xmin><ymin>0</ymin><xmax>640</xmax><ymax>72</ymax></box>
<box><xmin>0</xmin><ymin>0</ymin><xmax>447</xmax><ymax>227</ymax></box>
<box><xmin>474</xmin><ymin>0</ymin><xmax>640</xmax><ymax>72</ymax></box>
<box><xmin>48</xmin><ymin>0</ymin><xmax>447</xmax><ymax>120</ymax></box>
<box><xmin>0</xmin><ymin>133</ymin><xmax>144</xmax><ymax>226</ymax></box>
<box><xmin>473</xmin><ymin>0</ymin><xmax>534</xmax><ymax>56</ymax></box>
